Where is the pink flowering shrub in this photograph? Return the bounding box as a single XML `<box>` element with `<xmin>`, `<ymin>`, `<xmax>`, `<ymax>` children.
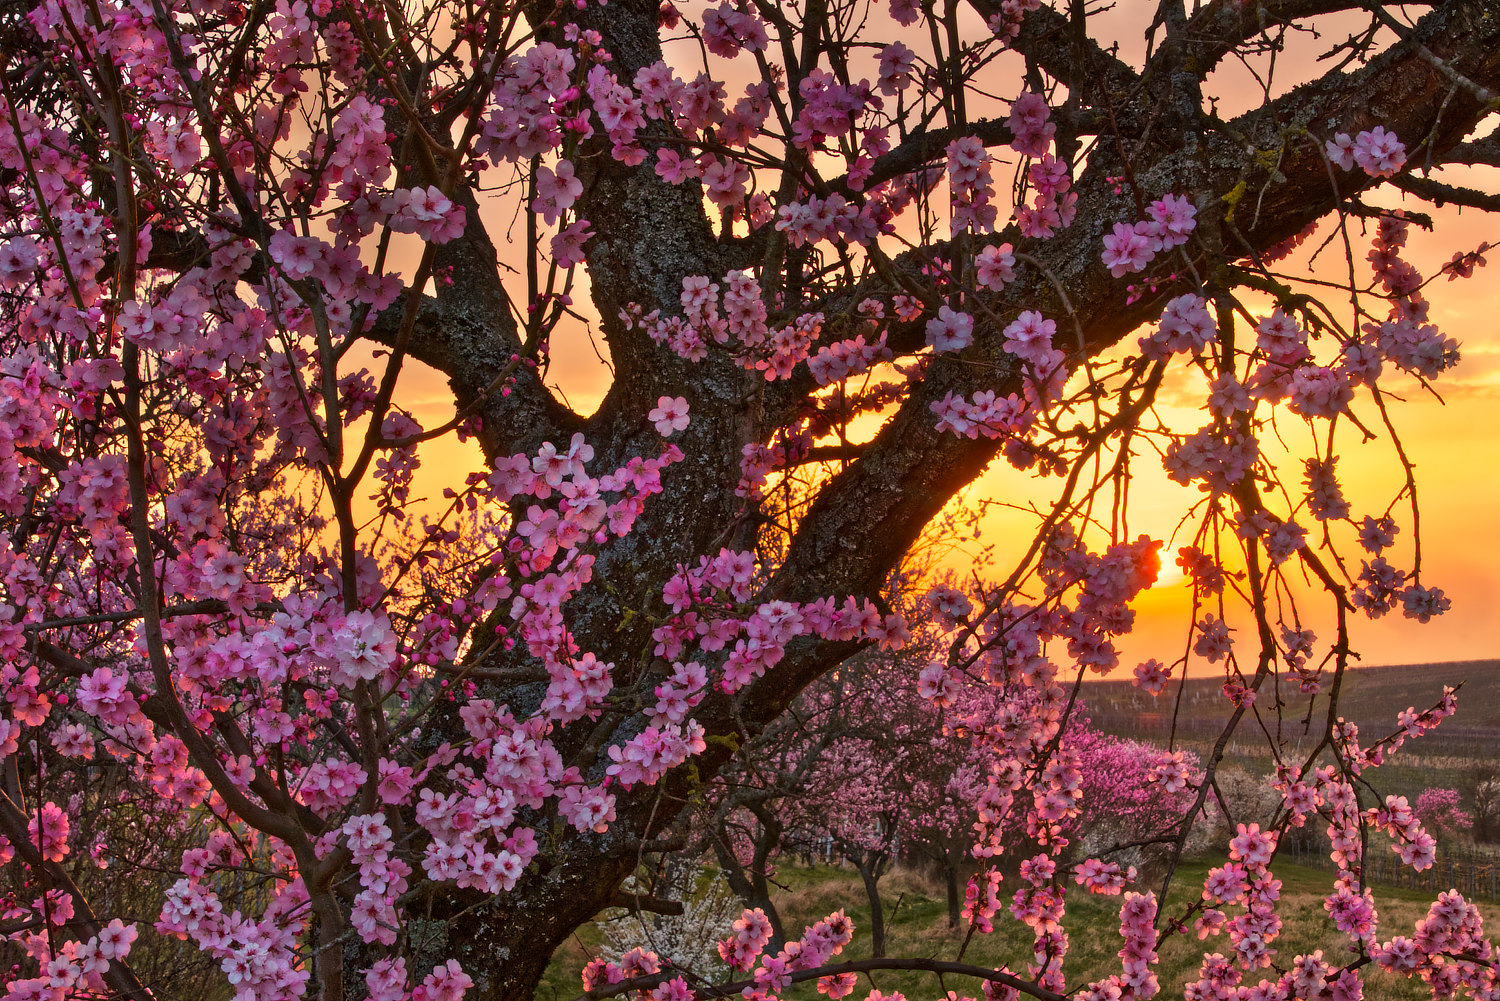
<box><xmin>1415</xmin><ymin>788</ymin><xmax>1474</xmax><ymax>842</ymax></box>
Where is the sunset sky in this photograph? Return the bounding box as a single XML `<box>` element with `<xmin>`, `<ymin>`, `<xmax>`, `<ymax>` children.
<box><xmin>374</xmin><ymin>5</ymin><xmax>1500</xmax><ymax>677</ymax></box>
<box><xmin>385</xmin><ymin>220</ymin><xmax>1498</xmax><ymax>676</ymax></box>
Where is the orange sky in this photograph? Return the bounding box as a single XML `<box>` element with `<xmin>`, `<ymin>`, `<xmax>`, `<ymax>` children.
<box><xmin>368</xmin><ymin>5</ymin><xmax>1500</xmax><ymax>675</ymax></box>
<box><xmin>382</xmin><ymin>222</ymin><xmax>1499</xmax><ymax>675</ymax></box>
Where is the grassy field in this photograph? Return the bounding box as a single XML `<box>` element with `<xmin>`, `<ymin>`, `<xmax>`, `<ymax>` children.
<box><xmin>538</xmin><ymin>859</ymin><xmax>1487</xmax><ymax>1001</ymax></box>
<box><xmin>534</xmin><ymin>661</ymin><xmax>1500</xmax><ymax>999</ymax></box>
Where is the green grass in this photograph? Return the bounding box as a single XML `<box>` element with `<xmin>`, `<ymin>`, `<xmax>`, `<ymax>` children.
<box><xmin>540</xmin><ymin>859</ymin><xmax>1491</xmax><ymax>1001</ymax></box>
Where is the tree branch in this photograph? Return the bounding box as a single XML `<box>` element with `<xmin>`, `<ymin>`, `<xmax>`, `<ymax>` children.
<box><xmin>968</xmin><ymin>0</ymin><xmax>1142</xmax><ymax>112</ymax></box>
<box><xmin>1442</xmin><ymin>133</ymin><xmax>1500</xmax><ymax>166</ymax></box>
<box><xmin>576</xmin><ymin>957</ymin><xmax>1067</xmax><ymax>1001</ymax></box>
<box><xmin>1180</xmin><ymin>1</ymin><xmax>1411</xmax><ymax>78</ymax></box>
<box><xmin>1388</xmin><ymin>172</ymin><xmax>1500</xmax><ymax>212</ymax></box>
<box><xmin>723</xmin><ymin>0</ymin><xmax>1500</xmax><ymax>749</ymax></box>
<box><xmin>608</xmin><ymin>891</ymin><xmax>686</xmax><ymax>916</ymax></box>
<box><xmin>363</xmin><ymin>185</ymin><xmax>585</xmax><ymax>461</ymax></box>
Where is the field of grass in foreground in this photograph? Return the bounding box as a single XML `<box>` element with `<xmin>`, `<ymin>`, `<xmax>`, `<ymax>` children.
<box><xmin>538</xmin><ymin>859</ymin><xmax>1489</xmax><ymax>1001</ymax></box>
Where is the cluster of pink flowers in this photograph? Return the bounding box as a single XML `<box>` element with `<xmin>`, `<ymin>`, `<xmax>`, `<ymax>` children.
<box><xmin>478</xmin><ymin>41</ymin><xmax>580</xmax><ymax>163</ymax></box>
<box><xmin>930</xmin><ymin>308</ymin><xmax>1067</xmax><ymax>445</ymax></box>
<box><xmin>371</xmin><ymin>958</ymin><xmax>473</xmax><ymax>1001</ymax></box>
<box><xmin>947</xmin><ymin>136</ymin><xmax>999</xmax><ymax>236</ymax></box>
<box><xmin>342</xmin><ymin>814</ymin><xmax>411</xmax><ymax>945</ymax></box>
<box><xmin>1192</xmin><ymin>614</ymin><xmax>1232</xmax><ymax>663</ymax></box>
<box><xmin>1008</xmin><ymin>91</ymin><xmax>1055</xmax><ymax>158</ymax></box>
<box><xmin>0</xmin><ymin>235</ymin><xmax>40</xmax><ymax>287</ymax></box>
<box><xmin>808</xmin><ymin>332</ymin><xmax>893</xmax><ymax>386</ymax></box>
<box><xmin>714</xmin><ymin>907</ymin><xmax>858</xmax><ymax>996</ymax></box>
<box><xmin>792</xmin><ymin>68</ymin><xmax>875</xmax><ymax>152</ymax></box>
<box><xmin>774</xmin><ymin>191</ymin><xmax>888</xmax><ymax>247</ymax></box>
<box><xmin>585</xmin><ymin>61</ymin><xmax>650</xmax><ymax>163</ymax></box>
<box><xmin>877</xmin><ymin>42</ymin><xmax>917</xmax><ymax>95</ymax></box>
<box><xmin>1074</xmin><ymin>859</ymin><xmax>1133</xmax><ymax>895</ymax></box>
<box><xmin>385</xmin><ymin>186</ymin><xmax>467</xmax><ymax>243</ymax></box>
<box><xmin>4</xmin><ymin>916</ymin><xmax>138</xmax><ymax>1001</ymax></box>
<box><xmin>736</xmin><ymin>441</ymin><xmax>786</xmax><ymax>500</ymax></box>
<box><xmin>1149</xmin><ymin>750</ymin><xmax>1195</xmax><ymax>794</ymax></box>
<box><xmin>977</xmin><ymin>243</ymin><xmax>1018</xmax><ymax>290</ymax></box>
<box><xmin>1192</xmin><ymin>825</ymin><xmax>1285</xmax><ymax>976</ymax></box>
<box><xmin>1010</xmin><ymin>854</ymin><xmax>1069</xmax><ymax>992</ymax></box>
<box><xmin>1001</xmin><ymin>94</ymin><xmax>1077</xmax><ymax>238</ymax></box>
<box><xmin>1353</xmin><ymin>556</ymin><xmax>1408</xmax><ymax>617</ymax></box>
<box><xmin>1137</xmin><ymin>293</ymin><xmax>1216</xmax><ymax>360</ymax></box>
<box><xmin>916</xmin><ymin>660</ymin><xmax>963</xmax><ymax>704</ymax></box>
<box><xmin>1077</xmin><ymin>892</ymin><xmax>1158</xmax><ymax>1001</ymax></box>
<box><xmin>986</xmin><ymin>0</ymin><xmax>1043</xmax><ymax>41</ymax></box>
<box><xmin>653</xmin><ymin>548</ymin><xmax>909</xmax><ymax>697</ymax></box>
<box><xmin>1357</xmin><ymin>214</ymin><xmax>1464</xmax><ymax>382</ymax></box>
<box><xmin>750</xmin><ymin>912</ymin><xmax>856</xmax><ymax>1000</ymax></box>
<box><xmin>1101</xmin><ymin>194</ymin><xmax>1197</xmax><ymax>277</ymax></box>
<box><xmin>1326</xmin><ymin>126</ymin><xmax>1407</xmax><ymax>178</ymax></box>
<box><xmin>1376</xmin><ymin>890</ymin><xmax>1493</xmax><ymax>991</ymax></box>
<box><xmin>1018</xmin><ymin>154</ymin><xmax>1078</xmax><ymax>239</ymax></box>
<box><xmin>962</xmin><ymin>868</ymin><xmax>1006</xmax><ymax>933</ymax></box>
<box><xmin>1286</xmin><ymin>364</ymin><xmax>1353</xmax><ymax>419</ymax></box>
<box><xmin>1369</xmin><ymin>795</ymin><xmax>1439</xmax><ymax>870</ymax></box>
<box><xmin>1442</xmin><ymin>241</ymin><xmax>1491</xmax><ymax>280</ymax></box>
<box><xmin>718</xmin><ymin>908</ymin><xmax>775</xmax><ymax>970</ymax></box>
<box><xmin>703</xmin><ymin>4</ymin><xmax>769</xmax><ymax>58</ymax></box>
<box><xmin>932</xmin><ymin>388</ymin><xmax>1034</xmax><ymax>441</ymax></box>
<box><xmin>1163</xmin><ymin>426</ymin><xmax>1260</xmax><ymax>494</ymax></box>
<box><xmin>1303</xmin><ymin>458</ymin><xmax>1350</xmax><ymax>522</ymax></box>
<box><xmin>926</xmin><ymin>304</ymin><xmax>975</xmax><ymax>352</ymax></box>
<box><xmin>629</xmin><ymin>273</ymin><xmax>828</xmax><ymax>381</ymax></box>
<box><xmin>159</xmin><ymin>872</ymin><xmax>311</xmax><ymax>1001</ymax></box>
<box><xmin>1132</xmin><ymin>658</ymin><xmax>1171</xmax><ymax>695</ymax></box>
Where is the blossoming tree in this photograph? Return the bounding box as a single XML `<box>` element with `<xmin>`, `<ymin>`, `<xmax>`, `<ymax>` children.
<box><xmin>4</xmin><ymin>0</ymin><xmax>1500</xmax><ymax>1000</ymax></box>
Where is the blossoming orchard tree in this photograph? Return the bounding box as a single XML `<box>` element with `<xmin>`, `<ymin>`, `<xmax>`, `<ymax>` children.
<box><xmin>4</xmin><ymin>0</ymin><xmax>1500</xmax><ymax>999</ymax></box>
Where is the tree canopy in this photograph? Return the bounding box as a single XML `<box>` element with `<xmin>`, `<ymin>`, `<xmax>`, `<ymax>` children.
<box><xmin>2</xmin><ymin>0</ymin><xmax>1499</xmax><ymax>1000</ymax></box>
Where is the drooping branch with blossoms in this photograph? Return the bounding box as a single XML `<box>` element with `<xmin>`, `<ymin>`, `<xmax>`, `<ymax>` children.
<box><xmin>3</xmin><ymin>0</ymin><xmax>1500</xmax><ymax>1000</ymax></box>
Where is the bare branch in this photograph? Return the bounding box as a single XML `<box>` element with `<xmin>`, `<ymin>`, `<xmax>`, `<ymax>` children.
<box><xmin>575</xmin><ymin>957</ymin><xmax>1068</xmax><ymax>1001</ymax></box>
<box><xmin>1389</xmin><ymin>172</ymin><xmax>1500</xmax><ymax>211</ymax></box>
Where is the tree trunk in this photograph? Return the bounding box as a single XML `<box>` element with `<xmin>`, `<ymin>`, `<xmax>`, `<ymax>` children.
<box><xmin>944</xmin><ymin>857</ymin><xmax>961</xmax><ymax>930</ymax></box>
<box><xmin>712</xmin><ymin>823</ymin><xmax>788</xmax><ymax>954</ymax></box>
<box><xmin>856</xmin><ymin>859</ymin><xmax>888</xmax><ymax>959</ymax></box>
<box><xmin>414</xmin><ymin>852</ymin><xmax>634</xmax><ymax>1001</ymax></box>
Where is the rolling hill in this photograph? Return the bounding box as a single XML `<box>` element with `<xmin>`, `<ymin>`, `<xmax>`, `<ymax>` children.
<box><xmin>1080</xmin><ymin>658</ymin><xmax>1500</xmax><ymax>762</ymax></box>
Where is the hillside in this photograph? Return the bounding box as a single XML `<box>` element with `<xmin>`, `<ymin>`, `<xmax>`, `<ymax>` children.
<box><xmin>1082</xmin><ymin>658</ymin><xmax>1500</xmax><ymax>754</ymax></box>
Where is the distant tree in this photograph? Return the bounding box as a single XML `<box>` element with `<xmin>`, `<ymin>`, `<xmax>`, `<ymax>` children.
<box><xmin>1461</xmin><ymin>766</ymin><xmax>1500</xmax><ymax>842</ymax></box>
<box><xmin>1415</xmin><ymin>788</ymin><xmax>1474</xmax><ymax>844</ymax></box>
<box><xmin>596</xmin><ymin>857</ymin><xmax>741</xmax><ymax>980</ymax></box>
<box><xmin>1066</xmin><ymin>728</ymin><xmax>1200</xmax><ymax>875</ymax></box>
<box><xmin>702</xmin><ymin>630</ymin><xmax>936</xmax><ymax>959</ymax></box>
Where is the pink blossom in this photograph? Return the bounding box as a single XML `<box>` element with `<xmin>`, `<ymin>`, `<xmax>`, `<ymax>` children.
<box><xmin>925</xmin><ymin>305</ymin><xmax>974</xmax><ymax>352</ymax></box>
<box><xmin>976</xmin><ymin>243</ymin><xmax>1016</xmax><ymax>289</ymax></box>
<box><xmin>1008</xmin><ymin>92</ymin><xmax>1055</xmax><ymax>157</ymax></box>
<box><xmin>1102</xmin><ymin>222</ymin><xmax>1155</xmax><ymax>277</ymax></box>
<box><xmin>1353</xmin><ymin>126</ymin><xmax>1406</xmax><ymax>177</ymax></box>
<box><xmin>648</xmin><ymin>396</ymin><xmax>691</xmax><ymax>436</ymax></box>
<box><xmin>533</xmin><ymin>160</ymin><xmax>582</xmax><ymax>224</ymax></box>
